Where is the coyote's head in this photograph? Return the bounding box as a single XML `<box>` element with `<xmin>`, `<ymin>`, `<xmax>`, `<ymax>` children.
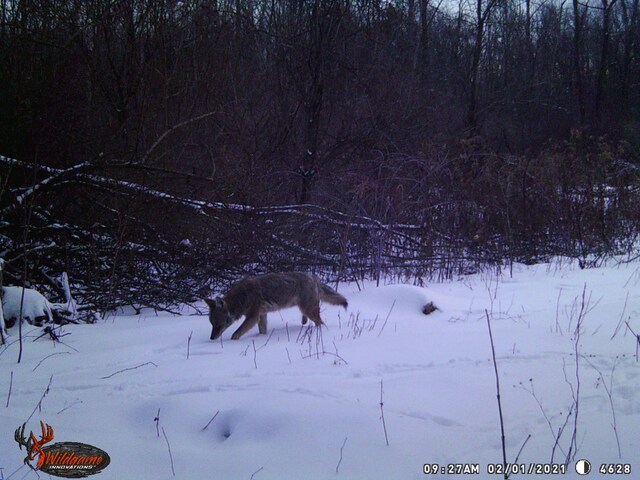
<box><xmin>204</xmin><ymin>298</ymin><xmax>235</xmax><ymax>340</ymax></box>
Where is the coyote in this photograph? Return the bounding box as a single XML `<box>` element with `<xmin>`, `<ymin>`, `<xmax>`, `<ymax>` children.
<box><xmin>205</xmin><ymin>272</ymin><xmax>348</xmax><ymax>340</ymax></box>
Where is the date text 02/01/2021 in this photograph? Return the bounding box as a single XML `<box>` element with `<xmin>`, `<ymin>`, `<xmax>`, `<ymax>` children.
<box><xmin>423</xmin><ymin>462</ymin><xmax>632</xmax><ymax>476</ymax></box>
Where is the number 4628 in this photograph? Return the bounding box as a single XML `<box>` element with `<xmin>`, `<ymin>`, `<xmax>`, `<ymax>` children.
<box><xmin>599</xmin><ymin>464</ymin><xmax>631</xmax><ymax>474</ymax></box>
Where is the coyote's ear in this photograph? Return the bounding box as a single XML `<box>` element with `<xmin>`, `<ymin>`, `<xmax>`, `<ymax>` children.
<box><xmin>204</xmin><ymin>298</ymin><xmax>217</xmax><ymax>309</ymax></box>
<box><xmin>216</xmin><ymin>297</ymin><xmax>227</xmax><ymax>310</ymax></box>
<box><xmin>204</xmin><ymin>297</ymin><xmax>226</xmax><ymax>310</ymax></box>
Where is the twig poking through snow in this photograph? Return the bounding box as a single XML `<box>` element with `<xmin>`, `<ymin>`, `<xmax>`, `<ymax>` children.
<box><xmin>512</xmin><ymin>434</ymin><xmax>532</xmax><ymax>467</ymax></box>
<box><xmin>6</xmin><ymin>370</ymin><xmax>13</xmax><ymax>407</ymax></box>
<box><xmin>566</xmin><ymin>285</ymin><xmax>588</xmax><ymax>466</ymax></box>
<box><xmin>610</xmin><ymin>291</ymin><xmax>629</xmax><ymax>340</ymax></box>
<box><xmin>161</xmin><ymin>427</ymin><xmax>176</xmax><ymax>477</ymax></box>
<box><xmin>582</xmin><ymin>355</ymin><xmax>622</xmax><ymax>458</ymax></box>
<box><xmin>56</xmin><ymin>400</ymin><xmax>83</xmax><ymax>415</ymax></box>
<box><xmin>377</xmin><ymin>300</ymin><xmax>396</xmax><ymax>337</ymax></box>
<box><xmin>154</xmin><ymin>408</ymin><xmax>161</xmax><ymax>437</ymax></box>
<box><xmin>558</xmin><ymin>359</ymin><xmax>577</xmax><ymax>463</ymax></box>
<box><xmin>187</xmin><ymin>331</ymin><xmax>193</xmax><ymax>359</ymax></box>
<box><xmin>250</xmin><ymin>466</ymin><xmax>264</xmax><ymax>479</ymax></box>
<box><xmin>555</xmin><ymin>288</ymin><xmax>564</xmax><ymax>335</ymax></box>
<box><xmin>516</xmin><ymin>379</ymin><xmax>568</xmax><ymax>462</ymax></box>
<box><xmin>259</xmin><ymin>330</ymin><xmax>274</xmax><ymax>350</ymax></box>
<box><xmin>201</xmin><ymin>411</ymin><xmax>220</xmax><ymax>431</ymax></box>
<box><xmin>101</xmin><ymin>362</ymin><xmax>158</xmax><ymax>379</ymax></box>
<box><xmin>32</xmin><ymin>352</ymin><xmax>70</xmax><ymax>372</ymax></box>
<box><xmin>379</xmin><ymin>380</ymin><xmax>389</xmax><ymax>446</ymax></box>
<box><xmin>252</xmin><ymin>340</ymin><xmax>258</xmax><ymax>369</ymax></box>
<box><xmin>336</xmin><ymin>437</ymin><xmax>348</xmax><ymax>474</ymax></box>
<box><xmin>623</xmin><ymin>321</ymin><xmax>640</xmax><ymax>362</ymax></box>
<box><xmin>301</xmin><ymin>350</ymin><xmax>349</xmax><ymax>365</ymax></box>
<box><xmin>26</xmin><ymin>375</ymin><xmax>53</xmax><ymax>424</ymax></box>
<box><xmin>485</xmin><ymin>309</ymin><xmax>508</xmax><ymax>479</ymax></box>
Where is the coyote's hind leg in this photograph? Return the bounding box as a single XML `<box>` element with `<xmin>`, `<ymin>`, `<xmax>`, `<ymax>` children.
<box><xmin>301</xmin><ymin>304</ymin><xmax>324</xmax><ymax>327</ymax></box>
<box><xmin>258</xmin><ymin>314</ymin><xmax>268</xmax><ymax>334</ymax></box>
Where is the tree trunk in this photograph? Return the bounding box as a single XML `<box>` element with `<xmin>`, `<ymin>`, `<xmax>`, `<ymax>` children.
<box><xmin>298</xmin><ymin>0</ymin><xmax>324</xmax><ymax>204</ymax></box>
<box><xmin>572</xmin><ymin>0</ymin><xmax>586</xmax><ymax>126</ymax></box>
<box><xmin>620</xmin><ymin>0</ymin><xmax>639</xmax><ymax>107</ymax></box>
<box><xmin>467</xmin><ymin>0</ymin><xmax>486</xmax><ymax>134</ymax></box>
<box><xmin>595</xmin><ymin>0</ymin><xmax>617</xmax><ymax>123</ymax></box>
<box><xmin>417</xmin><ymin>0</ymin><xmax>430</xmax><ymax>79</ymax></box>
<box><xmin>299</xmin><ymin>77</ymin><xmax>323</xmax><ymax>204</ymax></box>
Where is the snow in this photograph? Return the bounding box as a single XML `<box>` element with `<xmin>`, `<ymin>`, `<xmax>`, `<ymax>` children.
<box><xmin>1</xmin><ymin>259</ymin><xmax>639</xmax><ymax>479</ymax></box>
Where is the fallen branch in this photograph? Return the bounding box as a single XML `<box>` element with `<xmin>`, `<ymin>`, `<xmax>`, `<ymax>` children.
<box><xmin>33</xmin><ymin>326</ymin><xmax>68</xmax><ymax>342</ymax></box>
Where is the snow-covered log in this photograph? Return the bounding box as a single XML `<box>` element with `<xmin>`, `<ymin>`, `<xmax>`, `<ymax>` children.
<box><xmin>1</xmin><ymin>272</ymin><xmax>98</xmax><ymax>330</ymax></box>
<box><xmin>1</xmin><ymin>286</ymin><xmax>54</xmax><ymax>327</ymax></box>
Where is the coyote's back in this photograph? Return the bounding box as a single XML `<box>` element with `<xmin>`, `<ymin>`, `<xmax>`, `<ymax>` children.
<box><xmin>205</xmin><ymin>272</ymin><xmax>347</xmax><ymax>340</ymax></box>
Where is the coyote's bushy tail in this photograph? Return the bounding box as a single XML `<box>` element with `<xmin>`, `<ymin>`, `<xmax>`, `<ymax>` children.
<box><xmin>319</xmin><ymin>283</ymin><xmax>348</xmax><ymax>309</ymax></box>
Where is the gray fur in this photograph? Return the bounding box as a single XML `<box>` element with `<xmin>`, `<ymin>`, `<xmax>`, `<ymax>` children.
<box><xmin>205</xmin><ymin>272</ymin><xmax>347</xmax><ymax>340</ymax></box>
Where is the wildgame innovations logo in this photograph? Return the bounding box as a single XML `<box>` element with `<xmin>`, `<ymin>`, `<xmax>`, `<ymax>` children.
<box><xmin>14</xmin><ymin>421</ymin><xmax>110</xmax><ymax>478</ymax></box>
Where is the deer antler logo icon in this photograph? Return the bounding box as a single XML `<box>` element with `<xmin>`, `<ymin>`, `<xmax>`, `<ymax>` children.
<box><xmin>13</xmin><ymin>420</ymin><xmax>111</xmax><ymax>478</ymax></box>
<box><xmin>14</xmin><ymin>421</ymin><xmax>54</xmax><ymax>470</ymax></box>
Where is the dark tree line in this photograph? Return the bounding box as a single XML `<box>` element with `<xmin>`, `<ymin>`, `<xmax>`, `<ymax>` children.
<box><xmin>0</xmin><ymin>0</ymin><xmax>638</xmax><ymax>312</ymax></box>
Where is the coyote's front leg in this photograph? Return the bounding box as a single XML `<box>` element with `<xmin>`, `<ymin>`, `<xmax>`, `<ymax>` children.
<box><xmin>231</xmin><ymin>310</ymin><xmax>261</xmax><ymax>339</ymax></box>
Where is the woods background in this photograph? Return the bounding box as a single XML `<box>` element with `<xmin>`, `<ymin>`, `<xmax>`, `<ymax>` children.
<box><xmin>0</xmin><ymin>0</ymin><xmax>639</xmax><ymax>313</ymax></box>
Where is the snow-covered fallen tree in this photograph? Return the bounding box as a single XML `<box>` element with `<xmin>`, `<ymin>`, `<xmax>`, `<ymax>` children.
<box><xmin>1</xmin><ymin>286</ymin><xmax>53</xmax><ymax>327</ymax></box>
<box><xmin>1</xmin><ymin>273</ymin><xmax>98</xmax><ymax>331</ymax></box>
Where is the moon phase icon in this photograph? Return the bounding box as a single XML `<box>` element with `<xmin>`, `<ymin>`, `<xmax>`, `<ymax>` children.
<box><xmin>575</xmin><ymin>459</ymin><xmax>591</xmax><ymax>475</ymax></box>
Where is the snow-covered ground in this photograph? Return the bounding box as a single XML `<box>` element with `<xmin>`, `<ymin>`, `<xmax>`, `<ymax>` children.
<box><xmin>1</xmin><ymin>259</ymin><xmax>639</xmax><ymax>479</ymax></box>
